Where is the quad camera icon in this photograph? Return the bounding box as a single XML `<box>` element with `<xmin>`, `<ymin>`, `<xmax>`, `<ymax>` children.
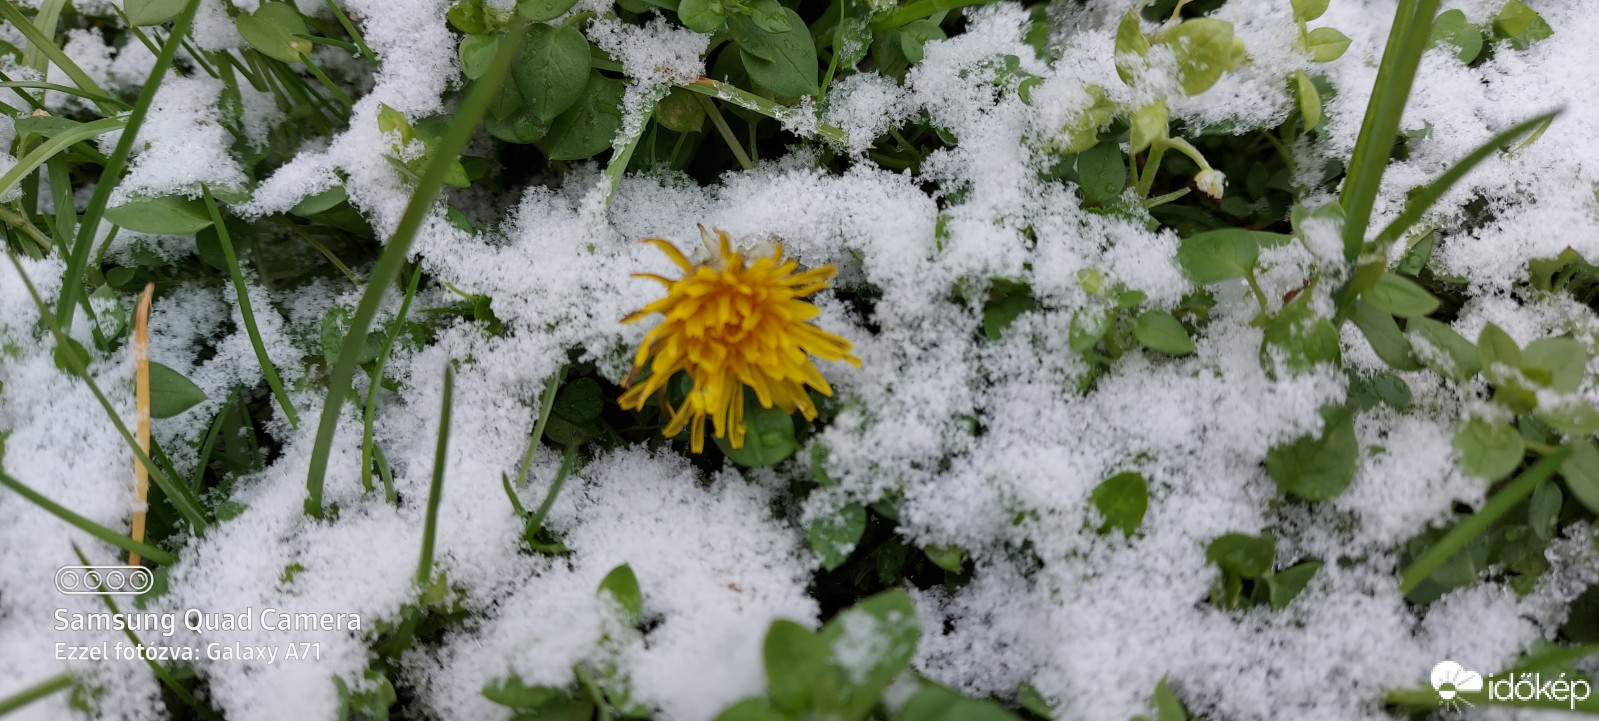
<box><xmin>55</xmin><ymin>565</ymin><xmax>155</xmax><ymax>596</ymax></box>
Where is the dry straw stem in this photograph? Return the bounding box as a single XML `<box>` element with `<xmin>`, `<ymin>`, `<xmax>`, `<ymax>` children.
<box><xmin>128</xmin><ymin>283</ymin><xmax>154</xmax><ymax>566</ymax></box>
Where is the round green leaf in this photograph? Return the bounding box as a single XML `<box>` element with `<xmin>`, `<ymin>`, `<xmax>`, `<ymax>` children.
<box><xmin>458</xmin><ymin>33</ymin><xmax>500</xmax><ymax>80</ymax></box>
<box><xmin>1265</xmin><ymin>404</ymin><xmax>1357</xmax><ymax>501</ymax></box>
<box><xmin>1452</xmin><ymin>416</ymin><xmax>1524</xmax><ymax>481</ymax></box>
<box><xmin>1175</xmin><ymin>229</ymin><xmax>1287</xmax><ymax>284</ymax></box>
<box><xmin>1133</xmin><ymin>310</ymin><xmax>1195</xmax><ymax>356</ymax></box>
<box><xmin>656</xmin><ymin>87</ymin><xmax>706</xmax><ymax>133</ymax></box>
<box><xmin>1561</xmin><ymin>441</ymin><xmax>1599</xmax><ymax>515</ymax></box>
<box><xmin>1090</xmin><ymin>471</ymin><xmax>1148</xmax><ymax>535</ymax></box>
<box><xmin>1162</xmin><ymin>19</ymin><xmax>1235</xmax><ymax>95</ymax></box>
<box><xmin>728</xmin><ymin>8</ymin><xmax>819</xmax><ymax>97</ymax></box>
<box><xmin>236</xmin><ymin>2</ymin><xmax>312</xmax><ymax>64</ymax></box>
<box><xmin>714</xmin><ymin>400</ymin><xmax>799</xmax><ymax>467</ymax></box>
<box><xmin>1077</xmin><ymin>140</ymin><xmax>1126</xmax><ymax>205</ymax></box>
<box><xmin>597</xmin><ymin>563</ymin><xmax>643</xmax><ymax>624</ymax></box>
<box><xmin>677</xmin><ymin>0</ymin><xmax>726</xmax><ymax>33</ymax></box>
<box><xmin>148</xmin><ymin>362</ymin><xmax>208</xmax><ymax>419</ymax></box>
<box><xmin>1291</xmin><ymin>0</ymin><xmax>1329</xmax><ymax>22</ymax></box>
<box><xmin>808</xmin><ymin>503</ymin><xmax>867</xmax><ymax>571</ymax></box>
<box><xmin>1205</xmin><ymin>532</ymin><xmax>1275</xmax><ymax>579</ymax></box>
<box><xmin>514</xmin><ymin>23</ymin><xmax>592</xmax><ymax>123</ymax></box>
<box><xmin>536</xmin><ymin>71</ymin><xmax>624</xmax><ymax>160</ymax></box>
<box><xmin>1305</xmin><ymin>27</ymin><xmax>1350</xmax><ymax>62</ymax></box>
<box><xmin>1429</xmin><ymin>9</ymin><xmax>1484</xmax><ymax>63</ymax></box>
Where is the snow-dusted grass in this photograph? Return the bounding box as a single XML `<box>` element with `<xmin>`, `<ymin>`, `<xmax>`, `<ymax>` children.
<box><xmin>2</xmin><ymin>0</ymin><xmax>1599</xmax><ymax>720</ymax></box>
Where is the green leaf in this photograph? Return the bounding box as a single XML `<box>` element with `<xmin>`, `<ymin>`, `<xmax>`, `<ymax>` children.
<box><xmin>1406</xmin><ymin>317</ymin><xmax>1481</xmax><ymax>383</ymax></box>
<box><xmin>983</xmin><ymin>287</ymin><xmax>1037</xmax><ymax>341</ymax></box>
<box><xmin>1133</xmin><ymin>310</ymin><xmax>1194</xmax><ymax>356</ymax></box>
<box><xmin>1206</xmin><ymin>532</ymin><xmax>1275</xmax><ymax>579</ymax></box>
<box><xmin>1261</xmin><ymin>301</ymin><xmax>1340</xmax><ymax>373</ymax></box>
<box><xmin>537</xmin><ymin>71</ymin><xmax>625</xmax><ymax>160</ymax></box>
<box><xmin>1535</xmin><ymin>402</ymin><xmax>1599</xmax><ymax>436</ymax></box>
<box><xmin>1162</xmin><ymin>19</ymin><xmax>1234</xmax><ymax>95</ymax></box>
<box><xmin>1266</xmin><ymin>561</ymin><xmax>1322</xmax><ymax>611</ymax></box>
<box><xmin>1114</xmin><ymin>8</ymin><xmax>1149</xmax><ymax>85</ymax></box>
<box><xmin>518</xmin><ymin>0</ymin><xmax>581</xmax><ymax>22</ymax></box>
<box><xmin>818</xmin><ymin>589</ymin><xmax>920</xmax><ymax>718</ymax></box>
<box><xmin>923</xmin><ymin>544</ymin><xmax>962</xmax><ymax>572</ymax></box>
<box><xmin>553</xmin><ymin>377</ymin><xmax>604</xmax><ymax>424</ymax></box>
<box><xmin>1175</xmin><ymin>229</ymin><xmax>1287</xmax><ymax>283</ymax></box>
<box><xmin>1477</xmin><ymin>323</ymin><xmax>1523</xmax><ymax>372</ymax></box>
<box><xmin>1493</xmin><ymin>0</ymin><xmax>1552</xmax><ymax>50</ymax></box>
<box><xmin>729</xmin><ymin>7</ymin><xmax>819</xmax><ymax>97</ymax></box>
<box><xmin>1362</xmin><ymin>271</ymin><xmax>1438</xmax><ymax>318</ymax></box>
<box><xmin>1528</xmin><ymin>482</ymin><xmax>1561</xmax><ymax>541</ymax></box>
<box><xmin>458</xmin><ymin>33</ymin><xmax>500</xmax><ymax>80</ymax></box>
<box><xmin>1561</xmin><ymin>441</ymin><xmax>1599</xmax><ymax>515</ymax></box>
<box><xmin>901</xmin><ymin>685</ymin><xmax>1022</xmax><ymax>721</ymax></box>
<box><xmin>1290</xmin><ymin>0</ymin><xmax>1328</xmax><ymax>22</ymax></box>
<box><xmin>1077</xmin><ymin>140</ymin><xmax>1126</xmax><ymax>205</ymax></box>
<box><xmin>1429</xmin><ymin>9</ymin><xmax>1483</xmax><ymax>63</ymax></box>
<box><xmin>514</xmin><ymin>23</ymin><xmax>591</xmax><ymax>122</ymax></box>
<box><xmin>1068</xmin><ymin>309</ymin><xmax>1109</xmax><ymax>352</ymax></box>
<box><xmin>105</xmin><ymin>195</ymin><xmax>214</xmax><ymax>235</ymax></box>
<box><xmin>1130</xmin><ymin>101</ymin><xmax>1167</xmax><ymax>155</ymax></box>
<box><xmin>714</xmin><ymin>698</ymin><xmax>794</xmax><ymax>721</ymax></box>
<box><xmin>656</xmin><ymin>87</ymin><xmax>706</xmax><ymax>133</ymax></box>
<box><xmin>1349</xmin><ymin>299</ymin><xmax>1422</xmax><ymax>371</ymax></box>
<box><xmin>597</xmin><ymin>563</ymin><xmax>643</xmax><ymax>624</ymax></box>
<box><xmin>1453</xmin><ymin>416</ymin><xmax>1524</xmax><ymax>482</ymax></box>
<box><xmin>147</xmin><ymin>362</ymin><xmax>207</xmax><ymax>419</ymax></box>
<box><xmin>808</xmin><ymin>503</ymin><xmax>867</xmax><ymax>571</ymax></box>
<box><xmin>1522</xmin><ymin>337</ymin><xmax>1588</xmax><ymax>393</ymax></box>
<box><xmin>1294</xmin><ymin>70</ymin><xmax>1320</xmax><ymax>131</ymax></box>
<box><xmin>448</xmin><ymin>0</ymin><xmax>488</xmax><ymax>34</ymax></box>
<box><xmin>1304</xmin><ymin>27</ymin><xmax>1350</xmax><ymax>62</ymax></box>
<box><xmin>1266</xmin><ymin>404</ymin><xmax>1358</xmax><ymax>501</ymax></box>
<box><xmin>235</xmin><ymin>2</ymin><xmax>312</xmax><ymax>64</ymax></box>
<box><xmin>126</xmin><ymin>0</ymin><xmax>188</xmax><ymax>26</ymax></box>
<box><xmin>1090</xmin><ymin>471</ymin><xmax>1148</xmax><ymax>535</ymax></box>
<box><xmin>678</xmin><ymin>0</ymin><xmax>726</xmax><ymax>33</ymax></box>
<box><xmin>482</xmin><ymin>674</ymin><xmax>568</xmax><ymax>708</ymax></box>
<box><xmin>321</xmin><ymin>307</ymin><xmax>384</xmax><ymax>367</ymax></box>
<box><xmin>715</xmin><ymin>400</ymin><xmax>799</xmax><ymax>466</ymax></box>
<box><xmin>1154</xmin><ymin>678</ymin><xmax>1187</xmax><ymax>721</ymax></box>
<box><xmin>289</xmin><ymin>184</ymin><xmax>348</xmax><ymax>216</ymax></box>
<box><xmin>764</xmin><ymin>620</ymin><xmax>836</xmax><ymax>714</ymax></box>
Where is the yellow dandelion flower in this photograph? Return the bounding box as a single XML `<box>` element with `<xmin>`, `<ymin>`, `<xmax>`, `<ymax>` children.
<box><xmin>620</xmin><ymin>226</ymin><xmax>862</xmax><ymax>453</ymax></box>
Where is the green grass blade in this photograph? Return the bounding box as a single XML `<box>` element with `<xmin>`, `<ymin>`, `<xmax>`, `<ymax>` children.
<box><xmin>0</xmin><ymin>1</ymin><xmax>118</xmax><ymax>116</ymax></box>
<box><xmin>1337</xmin><ymin>0</ymin><xmax>1439</xmax><ymax>260</ymax></box>
<box><xmin>361</xmin><ymin>264</ymin><xmax>423</xmax><ymax>493</ymax></box>
<box><xmin>0</xmin><ymin>81</ymin><xmax>131</xmax><ymax>109</ymax></box>
<box><xmin>510</xmin><ymin>366</ymin><xmax>568</xmax><ymax>494</ymax></box>
<box><xmin>0</xmin><ymin>116</ymin><xmax>125</xmax><ymax>200</ymax></box>
<box><xmin>0</xmin><ymin>672</ymin><xmax>72</xmax><ymax>716</ymax></box>
<box><xmin>52</xmin><ymin>0</ymin><xmax>202</xmax><ymax>328</ymax></box>
<box><xmin>3</xmin><ymin>248</ymin><xmax>210</xmax><ymax>533</ymax></box>
<box><xmin>526</xmin><ymin>444</ymin><xmax>578</xmax><ymax>543</ymax></box>
<box><xmin>303</xmin><ymin>20</ymin><xmax>529</xmax><ymax>518</ymax></box>
<box><xmin>201</xmin><ymin>185</ymin><xmax>300</xmax><ymax>427</ymax></box>
<box><xmin>416</xmin><ymin>364</ymin><xmax>453</xmax><ymax>588</ymax></box>
<box><xmin>679</xmin><ymin>78</ymin><xmax>849</xmax><ymax>144</ymax></box>
<box><xmin>1372</xmin><ymin>109</ymin><xmax>1561</xmax><ymax>248</ymax></box>
<box><xmin>0</xmin><ymin>471</ymin><xmax>179</xmax><ymax>565</ymax></box>
<box><xmin>1399</xmin><ymin>447</ymin><xmax>1570</xmax><ymax>595</ymax></box>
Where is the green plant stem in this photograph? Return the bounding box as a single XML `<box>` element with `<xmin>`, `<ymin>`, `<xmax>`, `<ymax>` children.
<box><xmin>303</xmin><ymin>20</ymin><xmax>529</xmax><ymax>519</ymax></box>
<box><xmin>511</xmin><ymin>366</ymin><xmax>568</xmax><ymax>496</ymax></box>
<box><xmin>3</xmin><ymin>248</ymin><xmax>209</xmax><ymax>533</ymax></box>
<box><xmin>1398</xmin><ymin>447</ymin><xmax>1571</xmax><ymax>595</ymax></box>
<box><xmin>190</xmin><ymin>389</ymin><xmax>236</xmax><ymax>493</ymax></box>
<box><xmin>298</xmin><ymin>52</ymin><xmax>355</xmax><ymax>109</ymax></box>
<box><xmin>52</xmin><ymin>0</ymin><xmax>203</xmax><ymax>329</ymax></box>
<box><xmin>0</xmin><ymin>116</ymin><xmax>126</xmax><ymax>201</ymax></box>
<box><xmin>361</xmin><ymin>264</ymin><xmax>423</xmax><ymax>493</ymax></box>
<box><xmin>605</xmin><ymin>107</ymin><xmax>654</xmax><ymax>203</ymax></box>
<box><xmin>1135</xmin><ymin>142</ymin><xmax>1169</xmax><ymax>197</ymax></box>
<box><xmin>679</xmin><ymin>78</ymin><xmax>849</xmax><ymax>144</ymax></box>
<box><xmin>202</xmin><ymin>186</ymin><xmax>300</xmax><ymax>427</ymax></box>
<box><xmin>416</xmin><ymin>364</ymin><xmax>454</xmax><ymax>588</ymax></box>
<box><xmin>695</xmin><ymin>93</ymin><xmax>754</xmax><ymax>171</ymax></box>
<box><xmin>0</xmin><ymin>81</ymin><xmax>131</xmax><ymax>109</ymax></box>
<box><xmin>0</xmin><ymin>204</ymin><xmax>53</xmax><ymax>252</ymax></box>
<box><xmin>0</xmin><ymin>471</ymin><xmax>179</xmax><ymax>565</ymax></box>
<box><xmin>526</xmin><ymin>444</ymin><xmax>578</xmax><ymax>542</ymax></box>
<box><xmin>322</xmin><ymin>0</ymin><xmax>375</xmax><ymax>61</ymax></box>
<box><xmin>1337</xmin><ymin>0</ymin><xmax>1438</xmax><ymax>261</ymax></box>
<box><xmin>0</xmin><ymin>673</ymin><xmax>72</xmax><ymax>715</ymax></box>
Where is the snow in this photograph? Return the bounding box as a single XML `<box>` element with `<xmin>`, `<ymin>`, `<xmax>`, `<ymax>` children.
<box><xmin>3</xmin><ymin>0</ymin><xmax>1599</xmax><ymax>719</ymax></box>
